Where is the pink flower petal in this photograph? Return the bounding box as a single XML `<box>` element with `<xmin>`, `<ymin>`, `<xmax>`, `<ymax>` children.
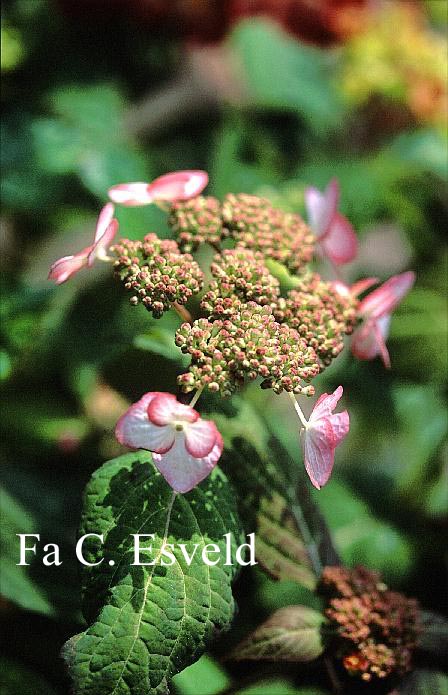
<box><xmin>331</xmin><ymin>277</ymin><xmax>379</xmax><ymax>300</ymax></box>
<box><xmin>48</xmin><ymin>247</ymin><xmax>91</xmax><ymax>285</ymax></box>
<box><xmin>115</xmin><ymin>392</ymin><xmax>175</xmax><ymax>453</ymax></box>
<box><xmin>184</xmin><ymin>419</ymin><xmax>219</xmax><ymax>458</ymax></box>
<box><xmin>305</xmin><ymin>179</ymin><xmax>339</xmax><ymax>239</ymax></box>
<box><xmin>320</xmin><ymin>212</ymin><xmax>358</xmax><ymax>265</ymax></box>
<box><xmin>358</xmin><ymin>271</ymin><xmax>415</xmax><ymax>319</ymax></box>
<box><xmin>147</xmin><ymin>170</ymin><xmax>208</xmax><ymax>202</ymax></box>
<box><xmin>88</xmin><ymin>219</ymin><xmax>118</xmax><ymax>267</ymax></box>
<box><xmin>310</xmin><ymin>385</ymin><xmax>344</xmax><ymax>422</ymax></box>
<box><xmin>108</xmin><ymin>182</ymin><xmax>154</xmax><ymax>207</ymax></box>
<box><xmin>304</xmin><ymin>187</ymin><xmax>325</xmax><ymax>238</ymax></box>
<box><xmin>147</xmin><ymin>394</ymin><xmax>198</xmax><ymax>426</ymax></box>
<box><xmin>153</xmin><ymin>431</ymin><xmax>223</xmax><ymax>493</ymax></box>
<box><xmin>350</xmin><ymin>277</ymin><xmax>379</xmax><ymax>297</ymax></box>
<box><xmin>331</xmin><ymin>280</ymin><xmax>351</xmax><ymax>299</ymax></box>
<box><xmin>351</xmin><ymin>315</ymin><xmax>391</xmax><ymax>366</ymax></box>
<box><xmin>93</xmin><ymin>203</ymin><xmax>115</xmax><ymax>244</ymax></box>
<box><xmin>373</xmin><ymin>316</ymin><xmax>392</xmax><ymax>368</ymax></box>
<box><xmin>303</xmin><ymin>417</ymin><xmax>336</xmax><ymax>490</ymax></box>
<box><xmin>328</xmin><ymin>411</ymin><xmax>350</xmax><ymax>446</ymax></box>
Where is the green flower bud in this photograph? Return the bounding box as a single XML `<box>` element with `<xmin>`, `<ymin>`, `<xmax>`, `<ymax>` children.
<box><xmin>168</xmin><ymin>196</ymin><xmax>225</xmax><ymax>252</ymax></box>
<box><xmin>222</xmin><ymin>193</ymin><xmax>315</xmax><ymax>274</ymax></box>
<box><xmin>111</xmin><ymin>234</ymin><xmax>204</xmax><ymax>318</ymax></box>
<box><xmin>176</xmin><ymin>302</ymin><xmax>319</xmax><ymax>397</ymax></box>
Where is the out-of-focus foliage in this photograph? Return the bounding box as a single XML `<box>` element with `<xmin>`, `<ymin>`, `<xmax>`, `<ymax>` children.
<box><xmin>1</xmin><ymin>0</ymin><xmax>446</xmax><ymax>693</ymax></box>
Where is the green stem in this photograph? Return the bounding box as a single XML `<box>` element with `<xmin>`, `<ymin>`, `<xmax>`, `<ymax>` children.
<box><xmin>288</xmin><ymin>391</ymin><xmax>308</xmax><ymax>428</ymax></box>
<box><xmin>189</xmin><ymin>384</ymin><xmax>205</xmax><ymax>409</ymax></box>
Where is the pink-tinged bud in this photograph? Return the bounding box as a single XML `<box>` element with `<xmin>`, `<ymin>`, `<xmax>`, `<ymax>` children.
<box><xmin>301</xmin><ymin>386</ymin><xmax>349</xmax><ymax>489</ymax></box>
<box><xmin>352</xmin><ymin>271</ymin><xmax>415</xmax><ymax>367</ymax></box>
<box><xmin>108</xmin><ymin>170</ymin><xmax>208</xmax><ymax>207</ymax></box>
<box><xmin>115</xmin><ymin>391</ymin><xmax>222</xmax><ymax>493</ymax></box>
<box><xmin>305</xmin><ymin>179</ymin><xmax>358</xmax><ymax>266</ymax></box>
<box><xmin>49</xmin><ymin>204</ymin><xmax>118</xmax><ymax>284</ymax></box>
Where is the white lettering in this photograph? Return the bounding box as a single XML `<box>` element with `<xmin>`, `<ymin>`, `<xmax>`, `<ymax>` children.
<box><xmin>76</xmin><ymin>534</ymin><xmax>104</xmax><ymax>566</ymax></box>
<box><xmin>17</xmin><ymin>534</ymin><xmax>40</xmax><ymax>566</ymax></box>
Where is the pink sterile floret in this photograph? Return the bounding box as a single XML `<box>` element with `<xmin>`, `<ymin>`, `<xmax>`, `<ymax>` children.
<box><xmin>302</xmin><ymin>386</ymin><xmax>349</xmax><ymax>490</ymax></box>
<box><xmin>351</xmin><ymin>271</ymin><xmax>415</xmax><ymax>368</ymax></box>
<box><xmin>48</xmin><ymin>203</ymin><xmax>117</xmax><ymax>285</ymax></box>
<box><xmin>115</xmin><ymin>391</ymin><xmax>223</xmax><ymax>493</ymax></box>
<box><xmin>108</xmin><ymin>170</ymin><xmax>209</xmax><ymax>207</ymax></box>
<box><xmin>305</xmin><ymin>178</ymin><xmax>358</xmax><ymax>266</ymax></box>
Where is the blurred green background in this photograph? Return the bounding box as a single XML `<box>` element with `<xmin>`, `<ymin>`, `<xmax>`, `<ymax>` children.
<box><xmin>1</xmin><ymin>1</ymin><xmax>447</xmax><ymax>693</ymax></box>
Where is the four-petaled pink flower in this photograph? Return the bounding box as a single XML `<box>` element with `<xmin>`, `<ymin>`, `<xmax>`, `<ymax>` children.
<box><xmin>305</xmin><ymin>179</ymin><xmax>358</xmax><ymax>266</ymax></box>
<box><xmin>48</xmin><ymin>204</ymin><xmax>118</xmax><ymax>285</ymax></box>
<box><xmin>108</xmin><ymin>170</ymin><xmax>208</xmax><ymax>207</ymax></box>
<box><xmin>115</xmin><ymin>392</ymin><xmax>223</xmax><ymax>493</ymax></box>
<box><xmin>301</xmin><ymin>386</ymin><xmax>349</xmax><ymax>490</ymax></box>
<box><xmin>351</xmin><ymin>271</ymin><xmax>415</xmax><ymax>368</ymax></box>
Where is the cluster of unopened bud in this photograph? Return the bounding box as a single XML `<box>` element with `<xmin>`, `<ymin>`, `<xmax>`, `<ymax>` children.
<box><xmin>175</xmin><ymin>302</ymin><xmax>319</xmax><ymax>397</ymax></box>
<box><xmin>201</xmin><ymin>249</ymin><xmax>280</xmax><ymax>319</ymax></box>
<box><xmin>112</xmin><ymin>189</ymin><xmax>359</xmax><ymax>396</ymax></box>
<box><xmin>221</xmin><ymin>193</ymin><xmax>315</xmax><ymax>274</ymax></box>
<box><xmin>319</xmin><ymin>566</ymin><xmax>420</xmax><ymax>682</ymax></box>
<box><xmin>111</xmin><ymin>234</ymin><xmax>204</xmax><ymax>318</ymax></box>
<box><xmin>274</xmin><ymin>273</ymin><xmax>357</xmax><ymax>366</ymax></box>
<box><xmin>168</xmin><ymin>196</ymin><xmax>225</xmax><ymax>252</ymax></box>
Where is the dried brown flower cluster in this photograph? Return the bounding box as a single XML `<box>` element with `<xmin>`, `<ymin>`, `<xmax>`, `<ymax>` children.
<box><xmin>111</xmin><ymin>234</ymin><xmax>204</xmax><ymax>318</ymax></box>
<box><xmin>319</xmin><ymin>566</ymin><xmax>420</xmax><ymax>682</ymax></box>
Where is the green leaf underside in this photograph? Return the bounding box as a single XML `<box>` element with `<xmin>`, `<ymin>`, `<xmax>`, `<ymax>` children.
<box><xmin>232</xmin><ymin>605</ymin><xmax>324</xmax><ymax>663</ymax></box>
<box><xmin>255</xmin><ymin>494</ymin><xmax>316</xmax><ymax>588</ymax></box>
<box><xmin>63</xmin><ymin>452</ymin><xmax>244</xmax><ymax>695</ymax></box>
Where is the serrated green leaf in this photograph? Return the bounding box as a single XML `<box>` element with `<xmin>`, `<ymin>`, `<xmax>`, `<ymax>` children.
<box><xmin>63</xmin><ymin>452</ymin><xmax>244</xmax><ymax>694</ymax></box>
<box><xmin>0</xmin><ymin>486</ymin><xmax>53</xmax><ymax>616</ymax></box>
<box><xmin>231</xmin><ymin>605</ymin><xmax>324</xmax><ymax>662</ymax></box>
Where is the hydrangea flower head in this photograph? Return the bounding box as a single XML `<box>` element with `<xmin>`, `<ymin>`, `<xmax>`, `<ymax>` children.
<box><xmin>115</xmin><ymin>392</ymin><xmax>222</xmax><ymax>493</ymax></box>
<box><xmin>108</xmin><ymin>170</ymin><xmax>208</xmax><ymax>207</ymax></box>
<box><xmin>305</xmin><ymin>179</ymin><xmax>358</xmax><ymax>266</ymax></box>
<box><xmin>48</xmin><ymin>204</ymin><xmax>117</xmax><ymax>284</ymax></box>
